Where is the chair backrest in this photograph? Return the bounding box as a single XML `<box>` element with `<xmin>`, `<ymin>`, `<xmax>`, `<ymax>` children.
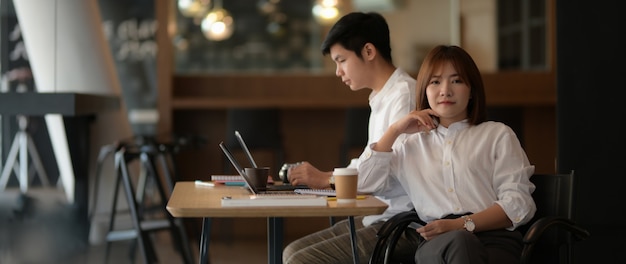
<box><xmin>225</xmin><ymin>108</ymin><xmax>283</xmax><ymax>149</ymax></box>
<box><xmin>339</xmin><ymin>107</ymin><xmax>370</xmax><ymax>166</ymax></box>
<box><xmin>224</xmin><ymin>108</ymin><xmax>284</xmax><ymax>179</ymax></box>
<box><xmin>529</xmin><ymin>171</ymin><xmax>574</xmax><ymax>222</ymax></box>
<box><xmin>521</xmin><ymin>170</ymin><xmax>576</xmax><ymax>264</ymax></box>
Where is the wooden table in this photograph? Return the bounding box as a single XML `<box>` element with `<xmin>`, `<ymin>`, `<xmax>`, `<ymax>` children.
<box><xmin>166</xmin><ymin>182</ymin><xmax>388</xmax><ymax>264</ymax></box>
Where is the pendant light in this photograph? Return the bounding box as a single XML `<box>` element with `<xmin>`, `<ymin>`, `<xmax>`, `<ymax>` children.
<box><xmin>178</xmin><ymin>0</ymin><xmax>211</xmax><ymax>18</ymax></box>
<box><xmin>312</xmin><ymin>0</ymin><xmax>340</xmax><ymax>25</ymax></box>
<box><xmin>201</xmin><ymin>0</ymin><xmax>234</xmax><ymax>41</ymax></box>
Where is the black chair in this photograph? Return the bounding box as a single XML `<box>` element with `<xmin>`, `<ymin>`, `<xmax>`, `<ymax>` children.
<box><xmin>327</xmin><ymin>107</ymin><xmax>370</xmax><ymax>226</ymax></box>
<box><xmin>369</xmin><ymin>170</ymin><xmax>590</xmax><ymax>264</ymax></box>
<box><xmin>103</xmin><ymin>143</ymin><xmax>194</xmax><ymax>264</ymax></box>
<box><xmin>90</xmin><ymin>136</ymin><xmax>196</xmax><ymax>264</ymax></box>
<box><xmin>216</xmin><ymin>108</ymin><xmax>285</xmax><ymax>263</ymax></box>
<box><xmin>339</xmin><ymin>107</ymin><xmax>370</xmax><ymax>166</ymax></box>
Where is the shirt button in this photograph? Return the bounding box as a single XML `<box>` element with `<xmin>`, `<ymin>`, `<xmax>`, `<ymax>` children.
<box><xmin>445</xmin><ymin>161</ymin><xmax>450</xmax><ymax>166</ymax></box>
<box><xmin>447</xmin><ymin>188</ymin><xmax>454</xmax><ymax>193</ymax></box>
<box><xmin>447</xmin><ymin>140</ymin><xmax>452</xmax><ymax>145</ymax></box>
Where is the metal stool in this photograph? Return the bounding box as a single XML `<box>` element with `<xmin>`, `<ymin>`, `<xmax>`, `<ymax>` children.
<box><xmin>102</xmin><ymin>141</ymin><xmax>193</xmax><ymax>264</ymax></box>
<box><xmin>0</xmin><ymin>115</ymin><xmax>49</xmax><ymax>192</ymax></box>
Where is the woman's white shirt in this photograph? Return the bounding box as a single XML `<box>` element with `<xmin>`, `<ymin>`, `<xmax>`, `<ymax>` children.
<box><xmin>358</xmin><ymin>120</ymin><xmax>537</xmax><ymax>230</ymax></box>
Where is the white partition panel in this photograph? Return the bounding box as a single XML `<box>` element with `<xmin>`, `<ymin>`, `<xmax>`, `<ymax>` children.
<box><xmin>13</xmin><ymin>0</ymin><xmax>132</xmax><ymax>202</ymax></box>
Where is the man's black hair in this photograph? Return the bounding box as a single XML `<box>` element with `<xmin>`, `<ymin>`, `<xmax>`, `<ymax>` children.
<box><xmin>320</xmin><ymin>12</ymin><xmax>393</xmax><ymax>63</ymax></box>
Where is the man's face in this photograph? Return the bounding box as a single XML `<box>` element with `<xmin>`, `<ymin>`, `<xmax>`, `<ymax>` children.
<box><xmin>329</xmin><ymin>44</ymin><xmax>367</xmax><ymax>91</ymax></box>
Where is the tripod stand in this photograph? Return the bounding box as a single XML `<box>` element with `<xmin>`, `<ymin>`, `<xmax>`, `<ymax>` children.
<box><xmin>0</xmin><ymin>115</ymin><xmax>49</xmax><ymax>192</ymax></box>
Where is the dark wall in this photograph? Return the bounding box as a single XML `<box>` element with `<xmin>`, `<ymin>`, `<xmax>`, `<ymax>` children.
<box><xmin>98</xmin><ymin>0</ymin><xmax>157</xmax><ymax>137</ymax></box>
<box><xmin>557</xmin><ymin>0</ymin><xmax>626</xmax><ymax>262</ymax></box>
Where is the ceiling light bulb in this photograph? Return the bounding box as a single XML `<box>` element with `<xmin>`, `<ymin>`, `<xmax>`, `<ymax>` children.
<box><xmin>178</xmin><ymin>0</ymin><xmax>210</xmax><ymax>18</ymax></box>
<box><xmin>201</xmin><ymin>8</ymin><xmax>234</xmax><ymax>41</ymax></box>
<box><xmin>312</xmin><ymin>4</ymin><xmax>339</xmax><ymax>25</ymax></box>
<box><xmin>321</xmin><ymin>0</ymin><xmax>338</xmax><ymax>7</ymax></box>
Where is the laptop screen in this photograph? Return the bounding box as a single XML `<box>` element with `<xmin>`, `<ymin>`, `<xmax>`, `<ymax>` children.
<box><xmin>219</xmin><ymin>141</ymin><xmax>260</xmax><ymax>194</ymax></box>
<box><xmin>235</xmin><ymin>130</ymin><xmax>258</xmax><ymax>168</ymax></box>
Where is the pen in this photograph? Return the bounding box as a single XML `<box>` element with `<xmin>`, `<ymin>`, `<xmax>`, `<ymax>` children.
<box><xmin>195</xmin><ymin>180</ymin><xmax>215</xmax><ymax>187</ymax></box>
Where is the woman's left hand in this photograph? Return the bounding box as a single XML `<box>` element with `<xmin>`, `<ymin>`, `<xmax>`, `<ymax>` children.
<box><xmin>415</xmin><ymin>219</ymin><xmax>457</xmax><ymax>241</ymax></box>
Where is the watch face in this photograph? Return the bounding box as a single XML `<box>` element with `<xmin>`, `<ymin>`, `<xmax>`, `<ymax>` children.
<box><xmin>463</xmin><ymin>216</ymin><xmax>475</xmax><ymax>232</ymax></box>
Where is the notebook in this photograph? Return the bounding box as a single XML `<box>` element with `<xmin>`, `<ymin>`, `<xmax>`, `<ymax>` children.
<box><xmin>294</xmin><ymin>188</ymin><xmax>336</xmax><ymax>196</ymax></box>
<box><xmin>232</xmin><ymin>130</ymin><xmax>308</xmax><ymax>191</ymax></box>
<box><xmin>210</xmin><ymin>175</ymin><xmax>273</xmax><ymax>185</ymax></box>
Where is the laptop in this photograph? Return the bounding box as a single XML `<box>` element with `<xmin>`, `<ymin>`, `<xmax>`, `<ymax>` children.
<box><xmin>219</xmin><ymin>141</ymin><xmax>328</xmax><ymax>207</ymax></box>
<box><xmin>231</xmin><ymin>131</ymin><xmax>308</xmax><ymax>191</ymax></box>
<box><xmin>219</xmin><ymin>141</ymin><xmax>307</xmax><ymax>194</ymax></box>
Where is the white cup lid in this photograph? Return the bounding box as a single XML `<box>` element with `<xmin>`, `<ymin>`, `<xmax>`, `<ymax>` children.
<box><xmin>333</xmin><ymin>167</ymin><xmax>357</xmax><ymax>175</ymax></box>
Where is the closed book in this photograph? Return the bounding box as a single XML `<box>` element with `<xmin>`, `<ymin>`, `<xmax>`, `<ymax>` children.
<box><xmin>220</xmin><ymin>194</ymin><xmax>327</xmax><ymax>207</ymax></box>
<box><xmin>211</xmin><ymin>175</ymin><xmax>274</xmax><ymax>184</ymax></box>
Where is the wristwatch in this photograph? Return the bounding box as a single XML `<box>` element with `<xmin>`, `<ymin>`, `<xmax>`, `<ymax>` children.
<box><xmin>462</xmin><ymin>215</ymin><xmax>475</xmax><ymax>232</ymax></box>
<box><xmin>329</xmin><ymin>175</ymin><xmax>335</xmax><ymax>190</ymax></box>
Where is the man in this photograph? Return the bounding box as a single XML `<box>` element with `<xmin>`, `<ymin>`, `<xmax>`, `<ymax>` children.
<box><xmin>283</xmin><ymin>12</ymin><xmax>419</xmax><ymax>264</ymax></box>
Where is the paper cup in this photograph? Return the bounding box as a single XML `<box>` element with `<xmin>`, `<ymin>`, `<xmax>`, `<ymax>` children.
<box><xmin>333</xmin><ymin>168</ymin><xmax>358</xmax><ymax>203</ymax></box>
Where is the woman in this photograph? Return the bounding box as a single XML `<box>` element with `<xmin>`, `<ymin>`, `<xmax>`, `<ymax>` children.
<box><xmin>358</xmin><ymin>45</ymin><xmax>536</xmax><ymax>263</ymax></box>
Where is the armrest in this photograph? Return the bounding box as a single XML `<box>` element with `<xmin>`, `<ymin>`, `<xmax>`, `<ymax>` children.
<box><xmin>523</xmin><ymin>216</ymin><xmax>590</xmax><ymax>244</ymax></box>
<box><xmin>521</xmin><ymin>216</ymin><xmax>590</xmax><ymax>264</ymax></box>
<box><xmin>377</xmin><ymin>210</ymin><xmax>426</xmax><ymax>237</ymax></box>
<box><xmin>370</xmin><ymin>210</ymin><xmax>425</xmax><ymax>264</ymax></box>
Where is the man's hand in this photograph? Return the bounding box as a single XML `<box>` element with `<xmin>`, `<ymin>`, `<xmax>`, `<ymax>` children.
<box><xmin>287</xmin><ymin>162</ymin><xmax>333</xmax><ymax>188</ymax></box>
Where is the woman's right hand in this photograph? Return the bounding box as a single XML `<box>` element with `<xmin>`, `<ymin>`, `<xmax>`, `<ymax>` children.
<box><xmin>394</xmin><ymin>109</ymin><xmax>439</xmax><ymax>135</ymax></box>
<box><xmin>374</xmin><ymin>109</ymin><xmax>439</xmax><ymax>152</ymax></box>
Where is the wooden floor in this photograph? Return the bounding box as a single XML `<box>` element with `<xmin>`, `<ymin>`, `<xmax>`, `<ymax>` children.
<box><xmin>70</xmin><ymin>233</ymin><xmax>269</xmax><ymax>264</ymax></box>
<box><xmin>0</xmin><ymin>187</ymin><xmax>270</xmax><ymax>264</ymax></box>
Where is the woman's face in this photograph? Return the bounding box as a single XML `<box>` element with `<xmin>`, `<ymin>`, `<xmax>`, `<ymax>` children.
<box><xmin>426</xmin><ymin>61</ymin><xmax>470</xmax><ymax>127</ymax></box>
